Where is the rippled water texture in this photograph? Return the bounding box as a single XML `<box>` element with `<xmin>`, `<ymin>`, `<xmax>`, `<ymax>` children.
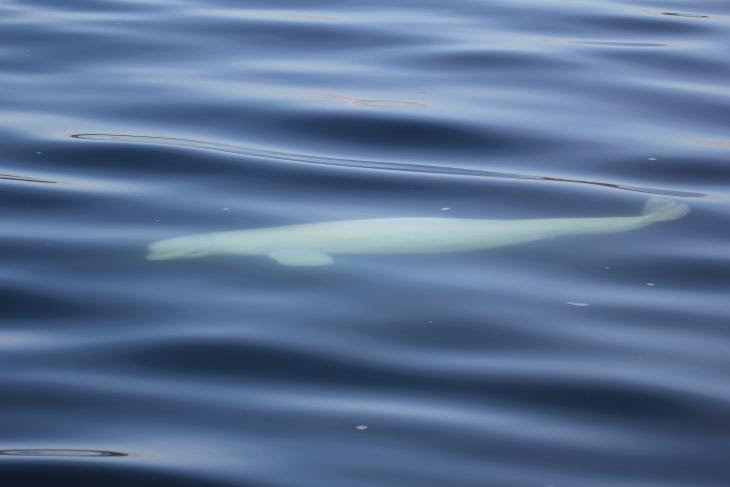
<box><xmin>2</xmin><ymin>1</ymin><xmax>730</xmax><ymax>486</ymax></box>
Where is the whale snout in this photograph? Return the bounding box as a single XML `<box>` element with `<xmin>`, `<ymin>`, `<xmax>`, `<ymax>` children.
<box><xmin>146</xmin><ymin>242</ymin><xmax>185</xmax><ymax>260</ymax></box>
<box><xmin>146</xmin><ymin>247</ymin><xmax>174</xmax><ymax>260</ymax></box>
<box><xmin>146</xmin><ymin>235</ymin><xmax>213</xmax><ymax>260</ymax></box>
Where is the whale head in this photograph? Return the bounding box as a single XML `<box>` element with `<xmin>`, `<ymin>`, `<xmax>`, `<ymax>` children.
<box><xmin>146</xmin><ymin>234</ymin><xmax>217</xmax><ymax>261</ymax></box>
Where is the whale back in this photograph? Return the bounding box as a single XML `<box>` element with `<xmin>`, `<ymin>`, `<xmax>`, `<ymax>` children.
<box><xmin>145</xmin><ymin>198</ymin><xmax>690</xmax><ymax>263</ymax></box>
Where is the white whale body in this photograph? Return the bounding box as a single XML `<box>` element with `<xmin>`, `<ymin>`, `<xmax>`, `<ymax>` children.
<box><xmin>147</xmin><ymin>198</ymin><xmax>689</xmax><ymax>266</ymax></box>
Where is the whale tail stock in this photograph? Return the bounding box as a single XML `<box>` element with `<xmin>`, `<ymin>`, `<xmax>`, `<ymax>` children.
<box><xmin>641</xmin><ymin>197</ymin><xmax>690</xmax><ymax>223</ymax></box>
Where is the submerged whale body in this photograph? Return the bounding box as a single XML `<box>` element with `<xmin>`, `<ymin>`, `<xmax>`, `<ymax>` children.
<box><xmin>147</xmin><ymin>198</ymin><xmax>689</xmax><ymax>266</ymax></box>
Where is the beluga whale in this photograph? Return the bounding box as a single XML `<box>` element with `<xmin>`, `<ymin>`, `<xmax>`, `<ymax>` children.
<box><xmin>147</xmin><ymin>198</ymin><xmax>689</xmax><ymax>266</ymax></box>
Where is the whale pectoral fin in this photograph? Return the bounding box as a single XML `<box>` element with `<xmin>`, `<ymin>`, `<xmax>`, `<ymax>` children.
<box><xmin>269</xmin><ymin>250</ymin><xmax>334</xmax><ymax>267</ymax></box>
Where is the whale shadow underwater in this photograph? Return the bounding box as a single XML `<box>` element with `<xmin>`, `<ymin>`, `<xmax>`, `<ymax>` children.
<box><xmin>147</xmin><ymin>198</ymin><xmax>689</xmax><ymax>267</ymax></box>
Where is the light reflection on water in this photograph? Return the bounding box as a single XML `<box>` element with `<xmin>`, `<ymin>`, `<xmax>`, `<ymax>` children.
<box><xmin>1</xmin><ymin>0</ymin><xmax>729</xmax><ymax>486</ymax></box>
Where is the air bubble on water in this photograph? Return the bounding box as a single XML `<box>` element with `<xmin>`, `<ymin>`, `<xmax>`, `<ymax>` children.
<box><xmin>440</xmin><ymin>207</ymin><xmax>451</xmax><ymax>211</ymax></box>
<box><xmin>646</xmin><ymin>282</ymin><xmax>656</xmax><ymax>286</ymax></box>
<box><xmin>567</xmin><ymin>301</ymin><xmax>590</xmax><ymax>307</ymax></box>
<box><xmin>355</xmin><ymin>425</ymin><xmax>368</xmax><ymax>431</ymax></box>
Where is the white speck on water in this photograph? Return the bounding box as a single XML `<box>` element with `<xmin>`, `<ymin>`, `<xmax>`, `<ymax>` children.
<box><xmin>154</xmin><ymin>219</ymin><xmax>160</xmax><ymax>223</ymax></box>
<box><xmin>35</xmin><ymin>151</ymin><xmax>42</xmax><ymax>155</ymax></box>
<box><xmin>646</xmin><ymin>282</ymin><xmax>656</xmax><ymax>286</ymax></box>
<box><xmin>603</xmin><ymin>266</ymin><xmax>611</xmax><ymax>270</ymax></box>
<box><xmin>427</xmin><ymin>320</ymin><xmax>433</xmax><ymax>324</ymax></box>
<box><xmin>355</xmin><ymin>425</ymin><xmax>368</xmax><ymax>431</ymax></box>
<box><xmin>440</xmin><ymin>207</ymin><xmax>451</xmax><ymax>211</ymax></box>
<box><xmin>222</xmin><ymin>207</ymin><xmax>230</xmax><ymax>211</ymax></box>
<box><xmin>567</xmin><ymin>301</ymin><xmax>590</xmax><ymax>307</ymax></box>
<box><xmin>648</xmin><ymin>157</ymin><xmax>657</xmax><ymax>161</ymax></box>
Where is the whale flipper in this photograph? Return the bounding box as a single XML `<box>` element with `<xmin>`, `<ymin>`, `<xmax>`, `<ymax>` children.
<box><xmin>269</xmin><ymin>250</ymin><xmax>334</xmax><ymax>266</ymax></box>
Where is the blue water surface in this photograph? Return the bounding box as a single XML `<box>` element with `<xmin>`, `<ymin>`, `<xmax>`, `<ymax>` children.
<box><xmin>1</xmin><ymin>0</ymin><xmax>730</xmax><ymax>486</ymax></box>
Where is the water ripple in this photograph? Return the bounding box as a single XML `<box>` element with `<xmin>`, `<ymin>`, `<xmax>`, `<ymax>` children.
<box><xmin>4</xmin><ymin>0</ymin><xmax>730</xmax><ymax>485</ymax></box>
<box><xmin>0</xmin><ymin>449</ymin><xmax>126</xmax><ymax>457</ymax></box>
<box><xmin>71</xmin><ymin>133</ymin><xmax>704</xmax><ymax>198</ymax></box>
<box><xmin>662</xmin><ymin>12</ymin><xmax>709</xmax><ymax>19</ymax></box>
<box><xmin>0</xmin><ymin>172</ymin><xmax>56</xmax><ymax>184</ymax></box>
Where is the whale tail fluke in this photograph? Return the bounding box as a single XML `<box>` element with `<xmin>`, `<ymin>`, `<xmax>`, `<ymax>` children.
<box><xmin>641</xmin><ymin>197</ymin><xmax>690</xmax><ymax>223</ymax></box>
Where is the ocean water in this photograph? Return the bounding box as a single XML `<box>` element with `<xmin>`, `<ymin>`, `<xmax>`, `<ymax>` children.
<box><xmin>1</xmin><ymin>0</ymin><xmax>729</xmax><ymax>486</ymax></box>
